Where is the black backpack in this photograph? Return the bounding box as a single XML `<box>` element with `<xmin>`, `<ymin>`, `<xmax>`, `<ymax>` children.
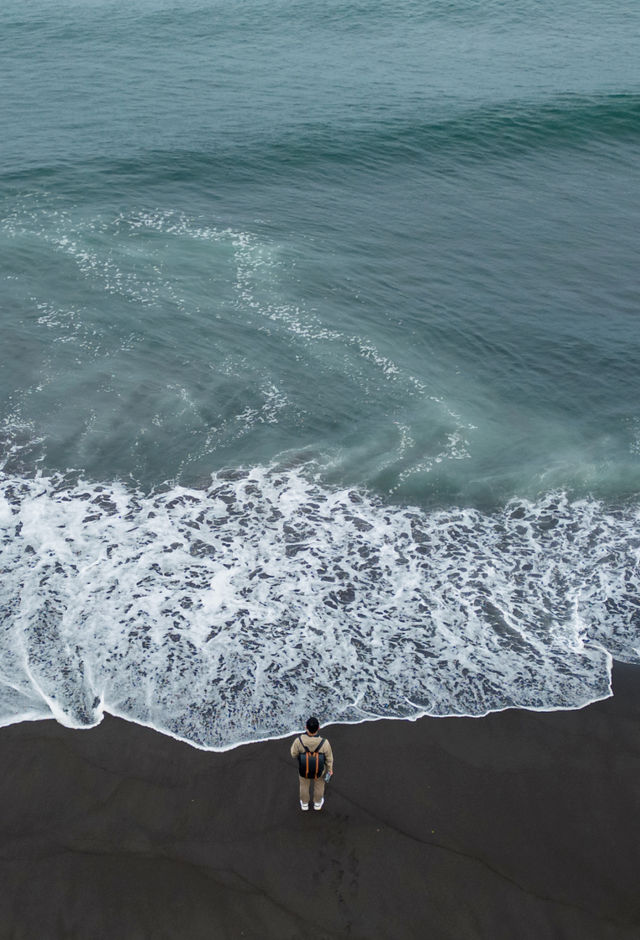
<box><xmin>298</xmin><ymin>737</ymin><xmax>326</xmax><ymax>778</ymax></box>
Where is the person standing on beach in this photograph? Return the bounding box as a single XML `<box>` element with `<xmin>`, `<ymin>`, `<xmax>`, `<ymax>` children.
<box><xmin>290</xmin><ymin>717</ymin><xmax>334</xmax><ymax>811</ymax></box>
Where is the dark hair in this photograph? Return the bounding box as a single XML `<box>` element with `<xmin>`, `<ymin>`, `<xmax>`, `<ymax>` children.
<box><xmin>306</xmin><ymin>716</ymin><xmax>320</xmax><ymax>734</ymax></box>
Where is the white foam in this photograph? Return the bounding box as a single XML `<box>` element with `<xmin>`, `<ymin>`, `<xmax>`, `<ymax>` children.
<box><xmin>0</xmin><ymin>466</ymin><xmax>638</xmax><ymax>749</ymax></box>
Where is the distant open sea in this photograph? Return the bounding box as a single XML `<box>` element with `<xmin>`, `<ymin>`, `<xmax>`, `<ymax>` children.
<box><xmin>1</xmin><ymin>0</ymin><xmax>639</xmax><ymax>748</ymax></box>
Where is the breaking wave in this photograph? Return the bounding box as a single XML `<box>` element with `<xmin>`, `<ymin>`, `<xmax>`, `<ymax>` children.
<box><xmin>0</xmin><ymin>464</ymin><xmax>638</xmax><ymax>749</ymax></box>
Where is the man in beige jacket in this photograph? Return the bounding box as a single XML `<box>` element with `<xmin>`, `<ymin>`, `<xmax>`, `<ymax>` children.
<box><xmin>290</xmin><ymin>716</ymin><xmax>334</xmax><ymax>811</ymax></box>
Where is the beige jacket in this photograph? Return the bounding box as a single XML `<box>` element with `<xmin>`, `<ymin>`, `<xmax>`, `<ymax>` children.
<box><xmin>290</xmin><ymin>732</ymin><xmax>334</xmax><ymax>774</ymax></box>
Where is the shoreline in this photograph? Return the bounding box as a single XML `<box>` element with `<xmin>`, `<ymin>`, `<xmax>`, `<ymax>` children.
<box><xmin>3</xmin><ymin>665</ymin><xmax>617</xmax><ymax>755</ymax></box>
<box><xmin>1</xmin><ymin>662</ymin><xmax>639</xmax><ymax>939</ymax></box>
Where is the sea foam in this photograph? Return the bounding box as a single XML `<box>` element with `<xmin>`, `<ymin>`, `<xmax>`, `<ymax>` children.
<box><xmin>0</xmin><ymin>465</ymin><xmax>638</xmax><ymax>749</ymax></box>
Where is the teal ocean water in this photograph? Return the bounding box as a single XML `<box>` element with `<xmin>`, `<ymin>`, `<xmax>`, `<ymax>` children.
<box><xmin>1</xmin><ymin>0</ymin><xmax>639</xmax><ymax>748</ymax></box>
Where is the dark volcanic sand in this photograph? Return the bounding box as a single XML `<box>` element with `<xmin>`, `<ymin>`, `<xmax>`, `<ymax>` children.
<box><xmin>1</xmin><ymin>663</ymin><xmax>640</xmax><ymax>939</ymax></box>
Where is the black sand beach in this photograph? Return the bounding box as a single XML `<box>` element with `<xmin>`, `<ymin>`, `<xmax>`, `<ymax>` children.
<box><xmin>1</xmin><ymin>662</ymin><xmax>639</xmax><ymax>939</ymax></box>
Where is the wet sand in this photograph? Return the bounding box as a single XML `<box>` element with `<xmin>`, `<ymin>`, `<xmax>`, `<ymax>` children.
<box><xmin>1</xmin><ymin>662</ymin><xmax>639</xmax><ymax>939</ymax></box>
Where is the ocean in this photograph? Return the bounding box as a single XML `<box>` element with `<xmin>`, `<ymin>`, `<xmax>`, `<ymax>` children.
<box><xmin>1</xmin><ymin>0</ymin><xmax>639</xmax><ymax>749</ymax></box>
